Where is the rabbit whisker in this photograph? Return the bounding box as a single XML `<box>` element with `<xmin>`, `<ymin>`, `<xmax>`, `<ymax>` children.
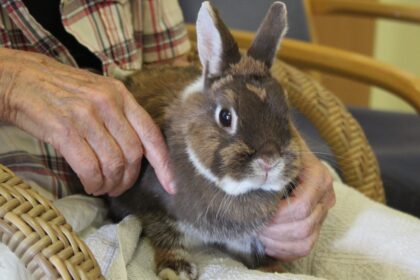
<box><xmin>216</xmin><ymin>193</ymin><xmax>230</xmax><ymax>221</ymax></box>
<box><xmin>202</xmin><ymin>189</ymin><xmax>222</xmax><ymax>222</ymax></box>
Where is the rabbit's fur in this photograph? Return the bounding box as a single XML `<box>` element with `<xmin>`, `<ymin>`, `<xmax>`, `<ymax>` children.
<box><xmin>108</xmin><ymin>2</ymin><xmax>303</xmax><ymax>279</ymax></box>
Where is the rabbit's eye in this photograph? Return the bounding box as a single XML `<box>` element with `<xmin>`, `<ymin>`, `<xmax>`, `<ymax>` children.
<box><xmin>215</xmin><ymin>105</ymin><xmax>237</xmax><ymax>135</ymax></box>
<box><xmin>219</xmin><ymin>109</ymin><xmax>232</xmax><ymax>127</ymax></box>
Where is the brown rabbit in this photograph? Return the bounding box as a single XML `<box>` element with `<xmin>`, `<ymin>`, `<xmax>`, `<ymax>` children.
<box><xmin>108</xmin><ymin>1</ymin><xmax>303</xmax><ymax>279</ymax></box>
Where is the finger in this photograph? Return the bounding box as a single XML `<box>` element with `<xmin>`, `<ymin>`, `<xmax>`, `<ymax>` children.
<box><xmin>260</xmin><ymin>223</ymin><xmax>321</xmax><ymax>261</ymax></box>
<box><xmin>259</xmin><ymin>235</ymin><xmax>300</xmax><ymax>261</ymax></box>
<box><xmin>106</xmin><ymin>130</ymin><xmax>142</xmax><ymax>195</ymax></box>
<box><xmin>320</xmin><ymin>174</ymin><xmax>336</xmax><ymax>209</ymax></box>
<box><xmin>95</xmin><ymin>97</ymin><xmax>144</xmax><ymax>195</ymax></box>
<box><xmin>107</xmin><ymin>155</ymin><xmax>142</xmax><ymax>197</ymax></box>
<box><xmin>47</xmin><ymin>76</ymin><xmax>141</xmax><ymax>195</ymax></box>
<box><xmin>51</xmin><ymin>83</ymin><xmax>128</xmax><ymax>195</ymax></box>
<box><xmin>11</xmin><ymin>87</ymin><xmax>105</xmax><ymax>195</ymax></box>
<box><xmin>124</xmin><ymin>94</ymin><xmax>176</xmax><ymax>194</ymax></box>
<box><xmin>60</xmin><ymin>138</ymin><xmax>104</xmax><ymax>195</ymax></box>
<box><xmin>274</xmin><ymin>182</ymin><xmax>324</xmax><ymax>224</ymax></box>
<box><xmin>71</xmin><ymin>103</ymin><xmax>126</xmax><ymax>195</ymax></box>
<box><xmin>49</xmin><ymin>76</ymin><xmax>143</xmax><ymax>195</ymax></box>
<box><xmin>260</xmin><ymin>203</ymin><xmax>325</xmax><ymax>242</ymax></box>
<box><xmin>273</xmin><ymin>160</ymin><xmax>331</xmax><ymax>223</ymax></box>
<box><xmin>48</xmin><ymin>124</ymin><xmax>104</xmax><ymax>194</ymax></box>
<box><xmin>320</xmin><ymin>187</ymin><xmax>335</xmax><ymax>209</ymax></box>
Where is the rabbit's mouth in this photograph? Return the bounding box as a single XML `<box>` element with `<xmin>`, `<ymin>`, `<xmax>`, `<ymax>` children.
<box><xmin>218</xmin><ymin>158</ymin><xmax>290</xmax><ymax>195</ymax></box>
<box><xmin>218</xmin><ymin>162</ymin><xmax>290</xmax><ymax>196</ymax></box>
<box><xmin>218</xmin><ymin>174</ymin><xmax>289</xmax><ymax>196</ymax></box>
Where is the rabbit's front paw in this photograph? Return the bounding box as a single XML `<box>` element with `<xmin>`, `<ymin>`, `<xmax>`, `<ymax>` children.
<box><xmin>157</xmin><ymin>259</ymin><xmax>198</xmax><ymax>280</ymax></box>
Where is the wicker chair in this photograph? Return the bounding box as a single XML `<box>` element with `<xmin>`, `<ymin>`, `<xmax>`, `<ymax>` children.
<box><xmin>2</xmin><ymin>25</ymin><xmax>408</xmax><ymax>278</ymax></box>
<box><xmin>0</xmin><ymin>164</ymin><xmax>104</xmax><ymax>280</ymax></box>
<box><xmin>302</xmin><ymin>0</ymin><xmax>420</xmax><ymax>112</ymax></box>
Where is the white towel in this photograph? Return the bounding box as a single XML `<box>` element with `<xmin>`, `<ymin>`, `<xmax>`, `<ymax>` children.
<box><xmin>76</xmin><ymin>178</ymin><xmax>420</xmax><ymax>279</ymax></box>
<box><xmin>1</xmin><ymin>174</ymin><xmax>420</xmax><ymax>280</ymax></box>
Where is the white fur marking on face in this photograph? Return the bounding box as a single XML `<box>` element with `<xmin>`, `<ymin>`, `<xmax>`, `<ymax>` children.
<box><xmin>186</xmin><ymin>141</ymin><xmax>219</xmax><ymax>184</ymax></box>
<box><xmin>220</xmin><ymin>158</ymin><xmax>288</xmax><ymax>195</ymax></box>
<box><xmin>181</xmin><ymin>77</ymin><xmax>204</xmax><ymax>102</ymax></box>
<box><xmin>214</xmin><ymin>104</ymin><xmax>238</xmax><ymax>135</ymax></box>
<box><xmin>197</xmin><ymin>2</ymin><xmax>223</xmax><ymax>76</ymax></box>
<box><xmin>220</xmin><ymin>176</ymin><xmax>282</xmax><ymax>195</ymax></box>
<box><xmin>219</xmin><ymin>176</ymin><xmax>288</xmax><ymax>195</ymax></box>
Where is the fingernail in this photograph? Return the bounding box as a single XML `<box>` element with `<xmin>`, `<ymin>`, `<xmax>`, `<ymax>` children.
<box><xmin>169</xmin><ymin>181</ymin><xmax>177</xmax><ymax>194</ymax></box>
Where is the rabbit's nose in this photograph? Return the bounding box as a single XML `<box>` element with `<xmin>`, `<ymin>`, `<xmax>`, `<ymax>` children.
<box><xmin>256</xmin><ymin>158</ymin><xmax>277</xmax><ymax>172</ymax></box>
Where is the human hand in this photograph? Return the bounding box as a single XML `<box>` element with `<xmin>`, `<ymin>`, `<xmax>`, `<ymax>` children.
<box><xmin>258</xmin><ymin>150</ymin><xmax>336</xmax><ymax>261</ymax></box>
<box><xmin>0</xmin><ymin>48</ymin><xmax>175</xmax><ymax>196</ymax></box>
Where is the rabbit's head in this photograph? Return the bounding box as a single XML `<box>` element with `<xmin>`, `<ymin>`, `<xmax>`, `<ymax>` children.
<box><xmin>167</xmin><ymin>1</ymin><xmax>301</xmax><ymax>196</ymax></box>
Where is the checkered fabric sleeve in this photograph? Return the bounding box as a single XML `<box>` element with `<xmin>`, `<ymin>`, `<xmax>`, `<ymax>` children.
<box><xmin>0</xmin><ymin>0</ymin><xmax>191</xmax><ymax>76</ymax></box>
<box><xmin>0</xmin><ymin>0</ymin><xmax>191</xmax><ymax>198</ymax></box>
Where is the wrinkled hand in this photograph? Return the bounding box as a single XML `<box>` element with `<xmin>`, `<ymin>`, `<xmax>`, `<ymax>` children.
<box><xmin>0</xmin><ymin>48</ymin><xmax>175</xmax><ymax>196</ymax></box>
<box><xmin>259</xmin><ymin>151</ymin><xmax>336</xmax><ymax>261</ymax></box>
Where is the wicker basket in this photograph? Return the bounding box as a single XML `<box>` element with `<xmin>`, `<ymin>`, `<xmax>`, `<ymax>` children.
<box><xmin>0</xmin><ymin>60</ymin><xmax>385</xmax><ymax>279</ymax></box>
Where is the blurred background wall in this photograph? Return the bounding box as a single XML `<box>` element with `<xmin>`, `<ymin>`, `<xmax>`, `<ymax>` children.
<box><xmin>371</xmin><ymin>0</ymin><xmax>420</xmax><ymax>113</ymax></box>
<box><xmin>179</xmin><ymin>0</ymin><xmax>420</xmax><ymax>113</ymax></box>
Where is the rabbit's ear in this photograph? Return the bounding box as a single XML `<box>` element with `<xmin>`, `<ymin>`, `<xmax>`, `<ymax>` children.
<box><xmin>196</xmin><ymin>1</ymin><xmax>241</xmax><ymax>78</ymax></box>
<box><xmin>247</xmin><ymin>2</ymin><xmax>288</xmax><ymax>68</ymax></box>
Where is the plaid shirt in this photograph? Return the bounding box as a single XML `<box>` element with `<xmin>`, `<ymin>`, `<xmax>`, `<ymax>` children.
<box><xmin>0</xmin><ymin>0</ymin><xmax>190</xmax><ymax>76</ymax></box>
<box><xmin>0</xmin><ymin>0</ymin><xmax>190</xmax><ymax>198</ymax></box>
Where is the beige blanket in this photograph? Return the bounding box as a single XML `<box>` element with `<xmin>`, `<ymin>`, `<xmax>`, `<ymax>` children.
<box><xmin>1</xmin><ymin>171</ymin><xmax>420</xmax><ymax>280</ymax></box>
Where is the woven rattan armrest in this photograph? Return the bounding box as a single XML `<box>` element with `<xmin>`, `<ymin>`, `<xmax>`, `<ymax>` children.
<box><xmin>0</xmin><ymin>164</ymin><xmax>104</xmax><ymax>279</ymax></box>
<box><xmin>271</xmin><ymin>61</ymin><xmax>384</xmax><ymax>203</ymax></box>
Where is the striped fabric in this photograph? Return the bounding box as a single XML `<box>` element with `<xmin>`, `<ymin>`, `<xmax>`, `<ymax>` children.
<box><xmin>0</xmin><ymin>123</ymin><xmax>83</xmax><ymax>199</ymax></box>
<box><xmin>0</xmin><ymin>0</ymin><xmax>190</xmax><ymax>198</ymax></box>
<box><xmin>0</xmin><ymin>0</ymin><xmax>191</xmax><ymax>76</ymax></box>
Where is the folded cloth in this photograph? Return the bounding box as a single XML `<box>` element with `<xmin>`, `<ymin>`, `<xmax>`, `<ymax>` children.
<box><xmin>58</xmin><ymin>171</ymin><xmax>420</xmax><ymax>280</ymax></box>
<box><xmin>1</xmin><ymin>168</ymin><xmax>420</xmax><ymax>280</ymax></box>
<box><xmin>284</xmin><ymin>181</ymin><xmax>420</xmax><ymax>279</ymax></box>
